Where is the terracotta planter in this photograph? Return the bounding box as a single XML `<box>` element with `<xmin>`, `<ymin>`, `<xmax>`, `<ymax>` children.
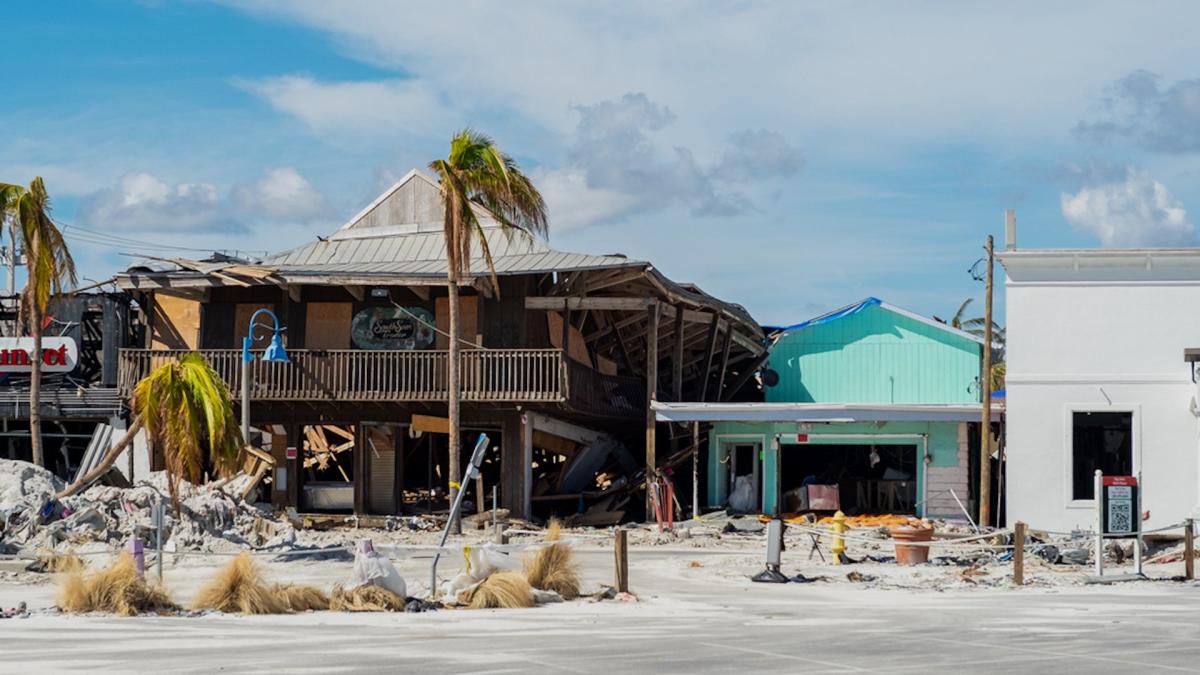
<box><xmin>890</xmin><ymin>525</ymin><xmax>934</xmax><ymax>564</ymax></box>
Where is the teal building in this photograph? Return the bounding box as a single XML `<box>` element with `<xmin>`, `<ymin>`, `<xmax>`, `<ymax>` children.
<box><xmin>655</xmin><ymin>298</ymin><xmax>989</xmax><ymax>518</ymax></box>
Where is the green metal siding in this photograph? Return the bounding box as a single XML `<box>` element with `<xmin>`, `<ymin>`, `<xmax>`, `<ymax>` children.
<box><xmin>765</xmin><ymin>303</ymin><xmax>981</xmax><ymax>405</ymax></box>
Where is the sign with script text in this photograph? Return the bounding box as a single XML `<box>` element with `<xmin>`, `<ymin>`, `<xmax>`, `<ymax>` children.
<box><xmin>0</xmin><ymin>337</ymin><xmax>79</xmax><ymax>373</ymax></box>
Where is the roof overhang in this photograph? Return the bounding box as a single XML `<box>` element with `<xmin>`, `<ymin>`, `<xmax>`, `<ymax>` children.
<box><xmin>652</xmin><ymin>401</ymin><xmax>1004</xmax><ymax>423</ymax></box>
<box><xmin>999</xmin><ymin>248</ymin><xmax>1200</xmax><ymax>284</ymax></box>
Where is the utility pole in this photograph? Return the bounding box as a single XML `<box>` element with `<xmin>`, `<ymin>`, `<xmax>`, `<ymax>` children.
<box><xmin>979</xmin><ymin>221</ymin><xmax>999</xmax><ymax>528</ymax></box>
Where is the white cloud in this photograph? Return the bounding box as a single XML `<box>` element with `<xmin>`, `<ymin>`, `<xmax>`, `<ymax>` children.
<box><xmin>76</xmin><ymin>172</ymin><xmax>238</xmax><ymax>233</ymax></box>
<box><xmin>1060</xmin><ymin>168</ymin><xmax>1194</xmax><ymax>247</ymax></box>
<box><xmin>536</xmin><ymin>169</ymin><xmax>640</xmax><ymax>232</ymax></box>
<box><xmin>230</xmin><ymin>167</ymin><xmax>329</xmax><ymax>221</ymax></box>
<box><xmin>537</xmin><ymin>93</ymin><xmax>801</xmax><ymax>229</ymax></box>
<box><xmin>237</xmin><ymin>75</ymin><xmax>455</xmax><ymax>140</ymax></box>
<box><xmin>77</xmin><ymin>167</ymin><xmax>331</xmax><ymax>234</ymax></box>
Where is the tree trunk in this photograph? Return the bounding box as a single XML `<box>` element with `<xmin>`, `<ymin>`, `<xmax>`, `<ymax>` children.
<box><xmin>28</xmin><ymin>300</ymin><xmax>43</xmax><ymax>467</ymax></box>
<box><xmin>57</xmin><ymin>417</ymin><xmax>144</xmax><ymax>498</ymax></box>
<box><xmin>447</xmin><ymin>277</ymin><xmax>462</xmax><ymax>535</ymax></box>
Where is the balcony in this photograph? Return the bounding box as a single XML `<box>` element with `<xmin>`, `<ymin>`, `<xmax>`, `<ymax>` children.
<box><xmin>117</xmin><ymin>348</ymin><xmax>643</xmax><ymax>417</ymax></box>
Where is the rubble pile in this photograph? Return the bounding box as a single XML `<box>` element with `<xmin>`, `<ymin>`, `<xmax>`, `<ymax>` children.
<box><xmin>0</xmin><ymin>459</ymin><xmax>295</xmax><ymax>556</ymax></box>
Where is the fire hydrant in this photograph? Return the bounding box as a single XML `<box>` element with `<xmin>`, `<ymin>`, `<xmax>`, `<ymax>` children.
<box><xmin>831</xmin><ymin>510</ymin><xmax>847</xmax><ymax>565</ymax></box>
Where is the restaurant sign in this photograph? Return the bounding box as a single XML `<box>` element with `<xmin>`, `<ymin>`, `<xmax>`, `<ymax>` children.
<box><xmin>0</xmin><ymin>337</ymin><xmax>79</xmax><ymax>372</ymax></box>
<box><xmin>351</xmin><ymin>307</ymin><xmax>435</xmax><ymax>350</ymax></box>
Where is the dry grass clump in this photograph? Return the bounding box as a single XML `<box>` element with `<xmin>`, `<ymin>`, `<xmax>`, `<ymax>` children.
<box><xmin>461</xmin><ymin>571</ymin><xmax>534</xmax><ymax>609</ymax></box>
<box><xmin>273</xmin><ymin>584</ymin><xmax>330</xmax><ymax>611</ymax></box>
<box><xmin>524</xmin><ymin>543</ymin><xmax>580</xmax><ymax>600</ymax></box>
<box><xmin>545</xmin><ymin>517</ymin><xmax>563</xmax><ymax>542</ymax></box>
<box><xmin>57</xmin><ymin>552</ymin><xmax>177</xmax><ymax>616</ymax></box>
<box><xmin>191</xmin><ymin>553</ymin><xmax>291</xmax><ymax>614</ymax></box>
<box><xmin>329</xmin><ymin>584</ymin><xmax>407</xmax><ymax>612</ymax></box>
<box><xmin>44</xmin><ymin>550</ymin><xmax>85</xmax><ymax>574</ymax></box>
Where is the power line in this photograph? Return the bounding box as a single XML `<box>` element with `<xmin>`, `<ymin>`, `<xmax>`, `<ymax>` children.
<box><xmin>59</xmin><ymin>221</ymin><xmax>218</xmax><ymax>254</ymax></box>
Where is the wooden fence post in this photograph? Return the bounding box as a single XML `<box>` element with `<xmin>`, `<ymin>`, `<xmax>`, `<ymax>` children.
<box><xmin>614</xmin><ymin>528</ymin><xmax>629</xmax><ymax>593</ymax></box>
<box><xmin>1186</xmin><ymin>518</ymin><xmax>1195</xmax><ymax>581</ymax></box>
<box><xmin>1013</xmin><ymin>521</ymin><xmax>1027</xmax><ymax>587</ymax></box>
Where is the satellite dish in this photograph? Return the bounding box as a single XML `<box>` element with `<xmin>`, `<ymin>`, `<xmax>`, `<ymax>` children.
<box><xmin>761</xmin><ymin>369</ymin><xmax>780</xmax><ymax>387</ymax></box>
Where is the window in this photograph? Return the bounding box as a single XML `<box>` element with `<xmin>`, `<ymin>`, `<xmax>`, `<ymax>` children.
<box><xmin>1071</xmin><ymin>411</ymin><xmax>1133</xmax><ymax>500</ymax></box>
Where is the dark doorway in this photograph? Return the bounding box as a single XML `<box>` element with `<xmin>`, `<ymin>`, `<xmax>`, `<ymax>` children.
<box><xmin>779</xmin><ymin>443</ymin><xmax>917</xmax><ymax>515</ymax></box>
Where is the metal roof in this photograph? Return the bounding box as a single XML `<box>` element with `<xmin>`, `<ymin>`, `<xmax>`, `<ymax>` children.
<box><xmin>263</xmin><ymin>225</ymin><xmax>642</xmax><ymax>278</ymax></box>
<box><xmin>770</xmin><ymin>297</ymin><xmax>984</xmax><ymax>345</ymax></box>
<box><xmin>651</xmin><ymin>401</ymin><xmax>1003</xmax><ymax>423</ymax></box>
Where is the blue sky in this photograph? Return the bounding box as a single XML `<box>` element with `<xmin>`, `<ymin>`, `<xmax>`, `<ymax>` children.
<box><xmin>6</xmin><ymin>1</ymin><xmax>1200</xmax><ymax>324</ymax></box>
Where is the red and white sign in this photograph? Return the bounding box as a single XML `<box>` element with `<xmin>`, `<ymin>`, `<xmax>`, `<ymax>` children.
<box><xmin>1103</xmin><ymin>475</ymin><xmax>1138</xmax><ymax>487</ymax></box>
<box><xmin>0</xmin><ymin>337</ymin><xmax>78</xmax><ymax>373</ymax></box>
<box><xmin>796</xmin><ymin>434</ymin><xmax>809</xmax><ymax>443</ymax></box>
<box><xmin>285</xmin><ymin>447</ymin><xmax>298</xmax><ymax>460</ymax></box>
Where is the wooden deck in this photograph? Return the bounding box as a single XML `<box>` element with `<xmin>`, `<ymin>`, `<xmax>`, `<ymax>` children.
<box><xmin>118</xmin><ymin>348</ymin><xmax>643</xmax><ymax>416</ymax></box>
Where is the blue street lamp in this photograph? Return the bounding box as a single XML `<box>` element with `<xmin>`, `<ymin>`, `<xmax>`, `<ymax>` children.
<box><xmin>241</xmin><ymin>308</ymin><xmax>289</xmax><ymax>446</ymax></box>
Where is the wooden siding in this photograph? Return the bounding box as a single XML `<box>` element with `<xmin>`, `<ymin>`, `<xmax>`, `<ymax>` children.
<box><xmin>150</xmin><ymin>295</ymin><xmax>200</xmax><ymax>349</ymax></box>
<box><xmin>765</xmin><ymin>303</ymin><xmax>980</xmax><ymax>405</ymax></box>
<box><xmin>306</xmin><ymin>302</ymin><xmax>352</xmax><ymax>349</ymax></box>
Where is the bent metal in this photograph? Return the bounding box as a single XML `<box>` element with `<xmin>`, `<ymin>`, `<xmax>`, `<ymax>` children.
<box><xmin>0</xmin><ymin>337</ymin><xmax>78</xmax><ymax>373</ymax></box>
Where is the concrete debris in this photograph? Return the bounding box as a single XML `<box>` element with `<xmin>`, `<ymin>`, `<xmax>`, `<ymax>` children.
<box><xmin>1060</xmin><ymin>548</ymin><xmax>1090</xmax><ymax>565</ymax></box>
<box><xmin>0</xmin><ymin>459</ymin><xmax>294</xmax><ymax>555</ymax></box>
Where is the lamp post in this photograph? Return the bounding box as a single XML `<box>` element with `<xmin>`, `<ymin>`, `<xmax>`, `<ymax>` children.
<box><xmin>241</xmin><ymin>308</ymin><xmax>289</xmax><ymax>447</ymax></box>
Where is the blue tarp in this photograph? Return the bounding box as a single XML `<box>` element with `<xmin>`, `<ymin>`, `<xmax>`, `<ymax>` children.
<box><xmin>769</xmin><ymin>297</ymin><xmax>882</xmax><ymax>334</ymax></box>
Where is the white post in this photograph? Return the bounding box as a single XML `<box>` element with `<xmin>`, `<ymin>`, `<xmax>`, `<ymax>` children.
<box><xmin>1094</xmin><ymin>469</ymin><xmax>1104</xmax><ymax>577</ymax></box>
<box><xmin>241</xmin><ymin>356</ymin><xmax>251</xmax><ymax>447</ymax></box>
<box><xmin>154</xmin><ymin>498</ymin><xmax>164</xmax><ymax>582</ymax></box>
<box><xmin>1134</xmin><ymin>470</ymin><xmax>1144</xmax><ymax>576</ymax></box>
<box><xmin>692</xmin><ymin>422</ymin><xmax>700</xmax><ymax>520</ymax></box>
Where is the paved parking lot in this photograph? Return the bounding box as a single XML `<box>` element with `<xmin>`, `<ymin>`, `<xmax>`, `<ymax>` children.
<box><xmin>3</xmin><ymin>549</ymin><xmax>1200</xmax><ymax>673</ymax></box>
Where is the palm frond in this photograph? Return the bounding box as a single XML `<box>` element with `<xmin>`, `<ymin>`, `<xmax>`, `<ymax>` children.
<box><xmin>2</xmin><ymin>178</ymin><xmax>77</xmax><ymax>322</ymax></box>
<box><xmin>432</xmin><ymin>129</ymin><xmax>549</xmax><ymax>299</ymax></box>
<box><xmin>132</xmin><ymin>353</ymin><xmax>241</xmax><ymax>510</ymax></box>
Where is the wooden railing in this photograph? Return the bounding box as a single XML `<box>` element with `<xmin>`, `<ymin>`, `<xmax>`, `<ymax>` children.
<box><xmin>564</xmin><ymin>359</ymin><xmax>644</xmax><ymax>418</ymax></box>
<box><xmin>118</xmin><ymin>348</ymin><xmax>566</xmax><ymax>403</ymax></box>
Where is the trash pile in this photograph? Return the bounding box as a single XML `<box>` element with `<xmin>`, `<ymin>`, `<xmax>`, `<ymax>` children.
<box><xmin>0</xmin><ymin>459</ymin><xmax>295</xmax><ymax>556</ymax></box>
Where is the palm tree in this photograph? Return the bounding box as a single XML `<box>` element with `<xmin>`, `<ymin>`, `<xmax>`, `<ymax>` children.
<box><xmin>944</xmin><ymin>298</ymin><xmax>1006</xmax><ymax>392</ymax></box>
<box><xmin>429</xmin><ymin>129</ymin><xmax>547</xmax><ymax>531</ymax></box>
<box><xmin>58</xmin><ymin>353</ymin><xmax>243</xmax><ymax>510</ymax></box>
<box><xmin>0</xmin><ymin>178</ymin><xmax>77</xmax><ymax>468</ymax></box>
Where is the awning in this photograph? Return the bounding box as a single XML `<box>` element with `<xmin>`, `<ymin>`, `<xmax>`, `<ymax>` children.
<box><xmin>652</xmin><ymin>401</ymin><xmax>1005</xmax><ymax>424</ymax></box>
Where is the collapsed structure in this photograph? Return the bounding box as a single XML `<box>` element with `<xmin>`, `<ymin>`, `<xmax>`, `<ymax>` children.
<box><xmin>114</xmin><ymin>170</ymin><xmax>765</xmax><ymax>521</ymax></box>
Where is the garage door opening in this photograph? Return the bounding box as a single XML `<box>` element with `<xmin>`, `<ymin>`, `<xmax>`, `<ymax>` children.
<box><xmin>779</xmin><ymin>443</ymin><xmax>917</xmax><ymax>515</ymax></box>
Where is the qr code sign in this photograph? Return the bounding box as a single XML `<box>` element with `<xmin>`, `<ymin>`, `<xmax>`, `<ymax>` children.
<box><xmin>1108</xmin><ymin>501</ymin><xmax>1133</xmax><ymax>533</ymax></box>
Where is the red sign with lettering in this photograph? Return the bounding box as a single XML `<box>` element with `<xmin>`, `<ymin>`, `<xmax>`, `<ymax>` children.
<box><xmin>796</xmin><ymin>434</ymin><xmax>809</xmax><ymax>443</ymax></box>
<box><xmin>1103</xmin><ymin>476</ymin><xmax>1137</xmax><ymax>487</ymax></box>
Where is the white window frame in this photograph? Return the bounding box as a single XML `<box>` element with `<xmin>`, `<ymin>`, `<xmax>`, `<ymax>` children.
<box><xmin>1063</xmin><ymin>403</ymin><xmax>1140</xmax><ymax>510</ymax></box>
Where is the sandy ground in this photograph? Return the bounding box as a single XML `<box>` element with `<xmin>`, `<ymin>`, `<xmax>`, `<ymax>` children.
<box><xmin>3</xmin><ymin>535</ymin><xmax>1200</xmax><ymax>674</ymax></box>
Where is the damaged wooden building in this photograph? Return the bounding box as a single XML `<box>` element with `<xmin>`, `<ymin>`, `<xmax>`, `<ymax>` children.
<box><xmin>114</xmin><ymin>169</ymin><xmax>765</xmax><ymax>521</ymax></box>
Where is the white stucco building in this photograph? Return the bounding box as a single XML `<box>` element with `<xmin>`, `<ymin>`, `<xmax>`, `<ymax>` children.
<box><xmin>1000</xmin><ymin>245</ymin><xmax>1200</xmax><ymax>532</ymax></box>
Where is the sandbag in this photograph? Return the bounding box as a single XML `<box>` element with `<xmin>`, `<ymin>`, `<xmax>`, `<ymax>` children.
<box><xmin>728</xmin><ymin>475</ymin><xmax>756</xmax><ymax>513</ymax></box>
<box><xmin>464</xmin><ymin>543</ymin><xmax>520</xmax><ymax>578</ymax></box>
<box><xmin>350</xmin><ymin>539</ymin><xmax>407</xmax><ymax>599</ymax></box>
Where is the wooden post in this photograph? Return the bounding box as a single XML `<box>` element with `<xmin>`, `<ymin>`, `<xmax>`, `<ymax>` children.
<box><xmin>672</xmin><ymin>306</ymin><xmax>684</xmax><ymax>402</ymax></box>
<box><xmin>1186</xmin><ymin>518</ymin><xmax>1195</xmax><ymax>581</ymax></box>
<box><xmin>1013</xmin><ymin>520</ymin><xmax>1026</xmax><ymax>586</ymax></box>
<box><xmin>697</xmin><ymin>313</ymin><xmax>720</xmax><ymax>401</ymax></box>
<box><xmin>980</xmin><ymin>228</ymin><xmax>997</xmax><ymax>528</ymax></box>
<box><xmin>475</xmin><ymin>475</ymin><xmax>485</xmax><ymax>517</ymax></box>
<box><xmin>645</xmin><ymin>303</ymin><xmax>659</xmax><ymax>518</ymax></box>
<box><xmin>614</xmin><ymin>528</ymin><xmax>629</xmax><ymax>593</ymax></box>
